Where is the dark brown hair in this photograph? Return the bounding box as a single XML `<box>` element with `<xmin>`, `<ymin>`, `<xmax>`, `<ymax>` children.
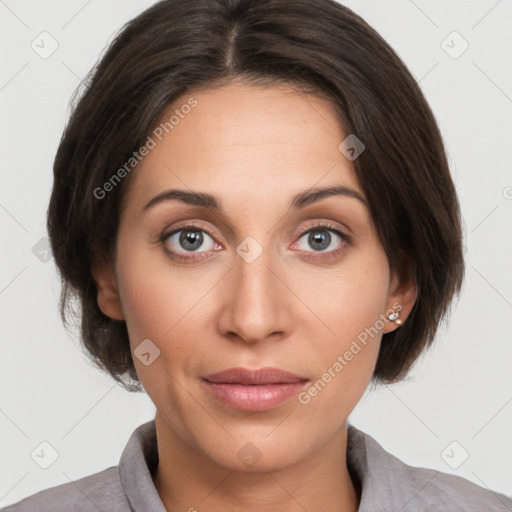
<box><xmin>48</xmin><ymin>0</ymin><xmax>464</xmax><ymax>392</ymax></box>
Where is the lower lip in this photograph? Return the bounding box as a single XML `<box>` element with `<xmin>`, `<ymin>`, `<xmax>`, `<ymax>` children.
<box><xmin>202</xmin><ymin>380</ymin><xmax>308</xmax><ymax>411</ymax></box>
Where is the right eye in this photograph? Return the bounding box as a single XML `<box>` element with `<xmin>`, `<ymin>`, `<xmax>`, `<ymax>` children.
<box><xmin>161</xmin><ymin>225</ymin><xmax>222</xmax><ymax>262</ymax></box>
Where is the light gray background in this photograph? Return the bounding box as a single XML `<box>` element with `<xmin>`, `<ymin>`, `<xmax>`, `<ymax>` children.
<box><xmin>1</xmin><ymin>0</ymin><xmax>511</xmax><ymax>507</ymax></box>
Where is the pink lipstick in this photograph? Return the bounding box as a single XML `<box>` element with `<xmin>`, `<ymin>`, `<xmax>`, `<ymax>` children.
<box><xmin>202</xmin><ymin>367</ymin><xmax>309</xmax><ymax>412</ymax></box>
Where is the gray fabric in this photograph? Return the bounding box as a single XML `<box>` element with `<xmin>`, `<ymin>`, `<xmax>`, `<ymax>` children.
<box><xmin>2</xmin><ymin>420</ymin><xmax>511</xmax><ymax>511</ymax></box>
<box><xmin>346</xmin><ymin>426</ymin><xmax>512</xmax><ymax>511</ymax></box>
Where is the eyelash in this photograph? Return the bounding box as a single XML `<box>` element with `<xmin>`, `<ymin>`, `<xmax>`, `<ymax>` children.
<box><xmin>160</xmin><ymin>221</ymin><xmax>351</xmax><ymax>263</ymax></box>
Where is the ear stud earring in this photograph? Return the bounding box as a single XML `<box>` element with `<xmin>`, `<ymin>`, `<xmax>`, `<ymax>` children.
<box><xmin>387</xmin><ymin>311</ymin><xmax>402</xmax><ymax>325</ymax></box>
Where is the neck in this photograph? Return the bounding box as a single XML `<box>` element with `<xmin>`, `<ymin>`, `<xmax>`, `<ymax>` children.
<box><xmin>153</xmin><ymin>414</ymin><xmax>360</xmax><ymax>512</ymax></box>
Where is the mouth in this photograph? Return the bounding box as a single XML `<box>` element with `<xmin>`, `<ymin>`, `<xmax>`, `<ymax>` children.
<box><xmin>201</xmin><ymin>367</ymin><xmax>309</xmax><ymax>411</ymax></box>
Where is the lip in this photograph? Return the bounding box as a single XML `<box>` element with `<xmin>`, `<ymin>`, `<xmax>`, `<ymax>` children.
<box><xmin>203</xmin><ymin>367</ymin><xmax>307</xmax><ymax>385</ymax></box>
<box><xmin>202</xmin><ymin>367</ymin><xmax>309</xmax><ymax>412</ymax></box>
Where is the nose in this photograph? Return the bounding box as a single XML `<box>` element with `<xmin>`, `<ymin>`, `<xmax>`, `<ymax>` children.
<box><xmin>216</xmin><ymin>242</ymin><xmax>293</xmax><ymax>345</ymax></box>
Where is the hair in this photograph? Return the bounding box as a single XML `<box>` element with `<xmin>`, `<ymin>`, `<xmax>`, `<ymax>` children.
<box><xmin>48</xmin><ymin>0</ymin><xmax>464</xmax><ymax>392</ymax></box>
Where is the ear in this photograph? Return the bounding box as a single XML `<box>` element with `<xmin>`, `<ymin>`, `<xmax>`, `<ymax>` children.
<box><xmin>382</xmin><ymin>257</ymin><xmax>417</xmax><ymax>334</ymax></box>
<box><xmin>91</xmin><ymin>251</ymin><xmax>124</xmax><ymax>321</ymax></box>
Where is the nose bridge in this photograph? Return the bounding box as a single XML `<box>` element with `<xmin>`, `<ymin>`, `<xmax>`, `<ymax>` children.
<box><xmin>218</xmin><ymin>235</ymin><xmax>289</xmax><ymax>343</ymax></box>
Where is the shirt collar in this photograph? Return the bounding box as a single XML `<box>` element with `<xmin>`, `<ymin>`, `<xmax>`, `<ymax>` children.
<box><xmin>119</xmin><ymin>420</ymin><xmax>167</xmax><ymax>512</ymax></box>
<box><xmin>347</xmin><ymin>424</ymin><xmax>415</xmax><ymax>511</ymax></box>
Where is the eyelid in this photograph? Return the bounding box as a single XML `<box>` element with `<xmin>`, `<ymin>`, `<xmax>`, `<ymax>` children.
<box><xmin>162</xmin><ymin>220</ymin><xmax>220</xmax><ymax>241</ymax></box>
<box><xmin>291</xmin><ymin>219</ymin><xmax>351</xmax><ymax>242</ymax></box>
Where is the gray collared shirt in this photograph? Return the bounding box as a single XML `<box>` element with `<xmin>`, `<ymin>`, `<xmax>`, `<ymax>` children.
<box><xmin>2</xmin><ymin>420</ymin><xmax>511</xmax><ymax>511</ymax></box>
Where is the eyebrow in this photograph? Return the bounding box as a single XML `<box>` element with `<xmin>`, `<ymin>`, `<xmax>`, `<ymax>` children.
<box><xmin>143</xmin><ymin>185</ymin><xmax>366</xmax><ymax>213</ymax></box>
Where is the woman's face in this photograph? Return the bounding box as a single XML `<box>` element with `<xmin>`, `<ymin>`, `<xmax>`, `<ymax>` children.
<box><xmin>97</xmin><ymin>80</ymin><xmax>406</xmax><ymax>471</ymax></box>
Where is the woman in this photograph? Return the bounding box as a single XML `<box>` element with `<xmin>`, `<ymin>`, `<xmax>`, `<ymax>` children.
<box><xmin>3</xmin><ymin>0</ymin><xmax>511</xmax><ymax>510</ymax></box>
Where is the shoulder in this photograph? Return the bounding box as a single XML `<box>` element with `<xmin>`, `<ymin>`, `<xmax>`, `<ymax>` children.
<box><xmin>347</xmin><ymin>425</ymin><xmax>512</xmax><ymax>511</ymax></box>
<box><xmin>1</xmin><ymin>419</ymin><xmax>163</xmax><ymax>512</ymax></box>
<box><xmin>0</xmin><ymin>466</ymin><xmax>130</xmax><ymax>512</ymax></box>
<box><xmin>396</xmin><ymin>457</ymin><xmax>512</xmax><ymax>510</ymax></box>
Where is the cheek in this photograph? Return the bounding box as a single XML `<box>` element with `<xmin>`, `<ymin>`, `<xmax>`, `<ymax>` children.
<box><xmin>115</xmin><ymin>233</ymin><xmax>189</xmax><ymax>335</ymax></box>
<box><xmin>296</xmin><ymin>245</ymin><xmax>391</xmax><ymax>342</ymax></box>
<box><xmin>114</xmin><ymin>241</ymin><xmax>221</xmax><ymax>374</ymax></box>
<box><xmin>296</xmin><ymin>251</ymin><xmax>390</xmax><ymax>404</ymax></box>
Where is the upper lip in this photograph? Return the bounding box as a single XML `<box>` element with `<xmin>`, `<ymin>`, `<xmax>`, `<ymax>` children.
<box><xmin>203</xmin><ymin>367</ymin><xmax>308</xmax><ymax>385</ymax></box>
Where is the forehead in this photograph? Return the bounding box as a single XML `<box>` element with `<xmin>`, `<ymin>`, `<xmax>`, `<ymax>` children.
<box><xmin>123</xmin><ymin>81</ymin><xmax>363</xmax><ymax>209</ymax></box>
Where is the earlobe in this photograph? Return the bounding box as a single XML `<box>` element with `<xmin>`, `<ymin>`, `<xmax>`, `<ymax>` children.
<box><xmin>383</xmin><ymin>264</ymin><xmax>417</xmax><ymax>334</ymax></box>
<box><xmin>91</xmin><ymin>256</ymin><xmax>125</xmax><ymax>321</ymax></box>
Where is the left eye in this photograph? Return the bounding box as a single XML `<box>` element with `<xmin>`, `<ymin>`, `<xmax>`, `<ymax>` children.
<box><xmin>295</xmin><ymin>228</ymin><xmax>346</xmax><ymax>252</ymax></box>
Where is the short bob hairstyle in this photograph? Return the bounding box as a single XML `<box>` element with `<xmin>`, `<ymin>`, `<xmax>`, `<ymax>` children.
<box><xmin>48</xmin><ymin>0</ymin><xmax>464</xmax><ymax>392</ymax></box>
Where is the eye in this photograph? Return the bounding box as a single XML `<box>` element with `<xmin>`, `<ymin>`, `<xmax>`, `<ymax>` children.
<box><xmin>161</xmin><ymin>224</ymin><xmax>221</xmax><ymax>261</ymax></box>
<box><xmin>292</xmin><ymin>222</ymin><xmax>350</xmax><ymax>260</ymax></box>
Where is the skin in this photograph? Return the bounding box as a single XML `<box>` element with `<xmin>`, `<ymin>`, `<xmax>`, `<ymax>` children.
<box><xmin>94</xmin><ymin>80</ymin><xmax>416</xmax><ymax>512</ymax></box>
